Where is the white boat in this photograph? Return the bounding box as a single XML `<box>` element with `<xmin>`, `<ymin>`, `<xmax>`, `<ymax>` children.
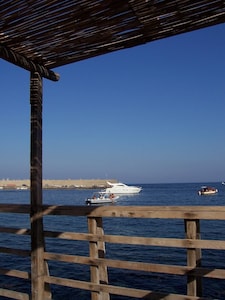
<box><xmin>85</xmin><ymin>192</ymin><xmax>119</xmax><ymax>205</ymax></box>
<box><xmin>101</xmin><ymin>181</ymin><xmax>142</xmax><ymax>194</ymax></box>
<box><xmin>198</xmin><ymin>186</ymin><xmax>218</xmax><ymax>196</ymax></box>
<box><xmin>17</xmin><ymin>184</ymin><xmax>29</xmax><ymax>190</ymax></box>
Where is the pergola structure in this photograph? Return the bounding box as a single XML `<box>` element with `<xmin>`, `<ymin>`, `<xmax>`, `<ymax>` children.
<box><xmin>1</xmin><ymin>1</ymin><xmax>225</xmax><ymax>76</ymax></box>
<box><xmin>1</xmin><ymin>1</ymin><xmax>225</xmax><ymax>299</ymax></box>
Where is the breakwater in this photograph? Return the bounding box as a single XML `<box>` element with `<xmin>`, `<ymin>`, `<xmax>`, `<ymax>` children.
<box><xmin>0</xmin><ymin>179</ymin><xmax>117</xmax><ymax>189</ymax></box>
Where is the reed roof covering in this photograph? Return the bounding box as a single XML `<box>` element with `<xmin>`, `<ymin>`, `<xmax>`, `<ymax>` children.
<box><xmin>1</xmin><ymin>1</ymin><xmax>225</xmax><ymax>72</ymax></box>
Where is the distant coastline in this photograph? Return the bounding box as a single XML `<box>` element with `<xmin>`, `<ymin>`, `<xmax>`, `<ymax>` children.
<box><xmin>0</xmin><ymin>179</ymin><xmax>118</xmax><ymax>190</ymax></box>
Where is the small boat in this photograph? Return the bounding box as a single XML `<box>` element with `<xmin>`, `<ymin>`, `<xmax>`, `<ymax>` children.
<box><xmin>222</xmin><ymin>182</ymin><xmax>225</xmax><ymax>185</ymax></box>
<box><xmin>85</xmin><ymin>192</ymin><xmax>119</xmax><ymax>205</ymax></box>
<box><xmin>16</xmin><ymin>184</ymin><xmax>29</xmax><ymax>190</ymax></box>
<box><xmin>198</xmin><ymin>186</ymin><xmax>218</xmax><ymax>196</ymax></box>
<box><xmin>101</xmin><ymin>181</ymin><xmax>142</xmax><ymax>194</ymax></box>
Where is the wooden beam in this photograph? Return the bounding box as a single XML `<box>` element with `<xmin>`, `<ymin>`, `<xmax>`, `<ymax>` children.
<box><xmin>30</xmin><ymin>72</ymin><xmax>51</xmax><ymax>300</ymax></box>
<box><xmin>0</xmin><ymin>45</ymin><xmax>59</xmax><ymax>81</ymax></box>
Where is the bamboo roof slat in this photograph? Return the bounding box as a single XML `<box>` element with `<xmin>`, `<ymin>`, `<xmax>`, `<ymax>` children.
<box><xmin>0</xmin><ymin>0</ymin><xmax>225</xmax><ymax>72</ymax></box>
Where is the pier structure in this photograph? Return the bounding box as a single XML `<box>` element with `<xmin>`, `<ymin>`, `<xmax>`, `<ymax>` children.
<box><xmin>1</xmin><ymin>2</ymin><xmax>225</xmax><ymax>299</ymax></box>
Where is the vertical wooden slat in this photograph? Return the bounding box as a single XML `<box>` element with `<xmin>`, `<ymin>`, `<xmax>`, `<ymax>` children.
<box><xmin>30</xmin><ymin>72</ymin><xmax>51</xmax><ymax>300</ymax></box>
<box><xmin>88</xmin><ymin>217</ymin><xmax>99</xmax><ymax>300</ymax></box>
<box><xmin>195</xmin><ymin>219</ymin><xmax>202</xmax><ymax>296</ymax></box>
<box><xmin>185</xmin><ymin>219</ymin><xmax>202</xmax><ymax>297</ymax></box>
<box><xmin>96</xmin><ymin>217</ymin><xmax>109</xmax><ymax>300</ymax></box>
<box><xmin>88</xmin><ymin>217</ymin><xmax>109</xmax><ymax>300</ymax></box>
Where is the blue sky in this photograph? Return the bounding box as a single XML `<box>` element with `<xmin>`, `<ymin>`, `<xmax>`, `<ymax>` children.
<box><xmin>1</xmin><ymin>23</ymin><xmax>225</xmax><ymax>184</ymax></box>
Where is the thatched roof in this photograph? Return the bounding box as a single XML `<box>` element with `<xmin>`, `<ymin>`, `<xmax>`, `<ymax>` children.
<box><xmin>1</xmin><ymin>1</ymin><xmax>225</xmax><ymax>79</ymax></box>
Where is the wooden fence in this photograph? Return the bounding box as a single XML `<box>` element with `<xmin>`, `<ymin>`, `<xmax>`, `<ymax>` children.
<box><xmin>0</xmin><ymin>204</ymin><xmax>225</xmax><ymax>299</ymax></box>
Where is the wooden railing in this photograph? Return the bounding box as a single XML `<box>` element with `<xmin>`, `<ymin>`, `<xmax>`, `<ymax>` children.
<box><xmin>0</xmin><ymin>204</ymin><xmax>225</xmax><ymax>299</ymax></box>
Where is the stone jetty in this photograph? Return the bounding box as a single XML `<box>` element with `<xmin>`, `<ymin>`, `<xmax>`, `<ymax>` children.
<box><xmin>0</xmin><ymin>179</ymin><xmax>117</xmax><ymax>190</ymax></box>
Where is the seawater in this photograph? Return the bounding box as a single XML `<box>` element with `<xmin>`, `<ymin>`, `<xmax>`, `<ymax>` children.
<box><xmin>0</xmin><ymin>182</ymin><xmax>225</xmax><ymax>299</ymax></box>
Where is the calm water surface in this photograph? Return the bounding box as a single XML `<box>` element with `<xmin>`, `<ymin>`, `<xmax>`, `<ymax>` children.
<box><xmin>0</xmin><ymin>182</ymin><xmax>225</xmax><ymax>299</ymax></box>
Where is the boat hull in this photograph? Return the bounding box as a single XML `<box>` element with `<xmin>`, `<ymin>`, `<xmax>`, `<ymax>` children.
<box><xmin>86</xmin><ymin>198</ymin><xmax>117</xmax><ymax>205</ymax></box>
<box><xmin>85</xmin><ymin>193</ymin><xmax>119</xmax><ymax>205</ymax></box>
<box><xmin>101</xmin><ymin>182</ymin><xmax>142</xmax><ymax>194</ymax></box>
<box><xmin>198</xmin><ymin>186</ymin><xmax>218</xmax><ymax>196</ymax></box>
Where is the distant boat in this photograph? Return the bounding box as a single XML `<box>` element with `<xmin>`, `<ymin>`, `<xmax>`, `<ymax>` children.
<box><xmin>101</xmin><ymin>181</ymin><xmax>142</xmax><ymax>194</ymax></box>
<box><xmin>222</xmin><ymin>182</ymin><xmax>225</xmax><ymax>185</ymax></box>
<box><xmin>198</xmin><ymin>186</ymin><xmax>218</xmax><ymax>196</ymax></box>
<box><xmin>85</xmin><ymin>192</ymin><xmax>119</xmax><ymax>205</ymax></box>
<box><xmin>16</xmin><ymin>184</ymin><xmax>29</xmax><ymax>190</ymax></box>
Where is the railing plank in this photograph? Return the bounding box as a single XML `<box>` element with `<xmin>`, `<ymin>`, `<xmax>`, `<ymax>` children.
<box><xmin>0</xmin><ymin>288</ymin><xmax>29</xmax><ymax>300</ymax></box>
<box><xmin>0</xmin><ymin>227</ymin><xmax>30</xmax><ymax>235</ymax></box>
<box><xmin>1</xmin><ymin>226</ymin><xmax>225</xmax><ymax>250</ymax></box>
<box><xmin>44</xmin><ymin>275</ymin><xmax>209</xmax><ymax>300</ymax></box>
<box><xmin>44</xmin><ymin>231</ymin><xmax>225</xmax><ymax>250</ymax></box>
<box><xmin>0</xmin><ymin>268</ymin><xmax>30</xmax><ymax>279</ymax></box>
<box><xmin>44</xmin><ymin>252</ymin><xmax>225</xmax><ymax>279</ymax></box>
<box><xmin>1</xmin><ymin>204</ymin><xmax>225</xmax><ymax>219</ymax></box>
<box><xmin>0</xmin><ymin>247</ymin><xmax>30</xmax><ymax>256</ymax></box>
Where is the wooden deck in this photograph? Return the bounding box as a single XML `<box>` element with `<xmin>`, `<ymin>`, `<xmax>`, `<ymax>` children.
<box><xmin>0</xmin><ymin>204</ymin><xmax>225</xmax><ymax>299</ymax></box>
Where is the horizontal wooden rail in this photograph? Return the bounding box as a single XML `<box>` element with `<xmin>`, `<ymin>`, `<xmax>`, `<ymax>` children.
<box><xmin>44</xmin><ymin>230</ymin><xmax>225</xmax><ymax>249</ymax></box>
<box><xmin>0</xmin><ymin>268</ymin><xmax>30</xmax><ymax>280</ymax></box>
<box><xmin>1</xmin><ymin>204</ymin><xmax>225</xmax><ymax>219</ymax></box>
<box><xmin>1</xmin><ymin>225</ymin><xmax>224</xmax><ymax>250</ymax></box>
<box><xmin>44</xmin><ymin>251</ymin><xmax>225</xmax><ymax>279</ymax></box>
<box><xmin>44</xmin><ymin>275</ymin><xmax>205</xmax><ymax>300</ymax></box>
<box><xmin>0</xmin><ymin>288</ymin><xmax>29</xmax><ymax>300</ymax></box>
<box><xmin>0</xmin><ymin>227</ymin><xmax>30</xmax><ymax>235</ymax></box>
<box><xmin>0</xmin><ymin>247</ymin><xmax>30</xmax><ymax>257</ymax></box>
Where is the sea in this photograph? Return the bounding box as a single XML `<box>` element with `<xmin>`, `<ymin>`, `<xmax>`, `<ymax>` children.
<box><xmin>0</xmin><ymin>182</ymin><xmax>225</xmax><ymax>300</ymax></box>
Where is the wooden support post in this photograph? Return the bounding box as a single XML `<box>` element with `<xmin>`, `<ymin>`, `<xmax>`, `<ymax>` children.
<box><xmin>185</xmin><ymin>219</ymin><xmax>202</xmax><ymax>297</ymax></box>
<box><xmin>88</xmin><ymin>217</ymin><xmax>109</xmax><ymax>300</ymax></box>
<box><xmin>30</xmin><ymin>72</ymin><xmax>51</xmax><ymax>300</ymax></box>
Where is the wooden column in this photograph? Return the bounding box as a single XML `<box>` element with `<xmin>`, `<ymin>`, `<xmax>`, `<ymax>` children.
<box><xmin>30</xmin><ymin>72</ymin><xmax>51</xmax><ymax>300</ymax></box>
<box><xmin>185</xmin><ymin>219</ymin><xmax>202</xmax><ymax>297</ymax></box>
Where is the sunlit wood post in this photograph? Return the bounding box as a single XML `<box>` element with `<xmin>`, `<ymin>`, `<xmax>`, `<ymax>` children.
<box><xmin>96</xmin><ymin>217</ymin><xmax>109</xmax><ymax>297</ymax></box>
<box><xmin>185</xmin><ymin>219</ymin><xmax>202</xmax><ymax>297</ymax></box>
<box><xmin>88</xmin><ymin>217</ymin><xmax>109</xmax><ymax>300</ymax></box>
<box><xmin>30</xmin><ymin>72</ymin><xmax>51</xmax><ymax>300</ymax></box>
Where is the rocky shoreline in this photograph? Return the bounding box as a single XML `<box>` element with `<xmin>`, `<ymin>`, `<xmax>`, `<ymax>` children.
<box><xmin>0</xmin><ymin>179</ymin><xmax>118</xmax><ymax>190</ymax></box>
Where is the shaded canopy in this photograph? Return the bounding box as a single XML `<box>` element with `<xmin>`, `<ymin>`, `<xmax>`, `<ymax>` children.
<box><xmin>1</xmin><ymin>0</ymin><xmax>225</xmax><ymax>79</ymax></box>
